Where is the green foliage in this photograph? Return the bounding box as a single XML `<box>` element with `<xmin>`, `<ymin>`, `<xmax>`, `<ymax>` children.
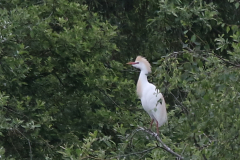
<box><xmin>156</xmin><ymin>50</ymin><xmax>240</xmax><ymax>159</ymax></box>
<box><xmin>0</xmin><ymin>0</ymin><xmax>136</xmax><ymax>159</ymax></box>
<box><xmin>58</xmin><ymin>131</ymin><xmax>116</xmax><ymax>160</ymax></box>
<box><xmin>1</xmin><ymin>0</ymin><xmax>240</xmax><ymax>159</ymax></box>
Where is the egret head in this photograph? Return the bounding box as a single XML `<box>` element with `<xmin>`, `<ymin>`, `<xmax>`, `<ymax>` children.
<box><xmin>127</xmin><ymin>56</ymin><xmax>151</xmax><ymax>74</ymax></box>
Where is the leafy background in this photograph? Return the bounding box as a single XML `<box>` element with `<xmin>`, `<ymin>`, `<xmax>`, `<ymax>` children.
<box><xmin>0</xmin><ymin>0</ymin><xmax>240</xmax><ymax>159</ymax></box>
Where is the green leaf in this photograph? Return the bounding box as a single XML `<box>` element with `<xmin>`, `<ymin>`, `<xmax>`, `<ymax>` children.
<box><xmin>226</xmin><ymin>26</ymin><xmax>230</xmax><ymax>33</ymax></box>
<box><xmin>235</xmin><ymin>2</ymin><xmax>239</xmax><ymax>9</ymax></box>
<box><xmin>191</xmin><ymin>34</ymin><xmax>196</xmax><ymax>42</ymax></box>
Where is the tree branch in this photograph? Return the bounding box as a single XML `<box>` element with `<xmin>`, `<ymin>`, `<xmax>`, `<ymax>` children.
<box><xmin>113</xmin><ymin>146</ymin><xmax>158</xmax><ymax>159</ymax></box>
<box><xmin>169</xmin><ymin>91</ymin><xmax>189</xmax><ymax>115</ymax></box>
<box><xmin>99</xmin><ymin>89</ymin><xmax>120</xmax><ymax>108</ymax></box>
<box><xmin>53</xmin><ymin>72</ymin><xmax>65</xmax><ymax>87</ymax></box>
<box><xmin>211</xmin><ymin>52</ymin><xmax>240</xmax><ymax>68</ymax></box>
<box><xmin>135</xmin><ymin>127</ymin><xmax>184</xmax><ymax>159</ymax></box>
<box><xmin>15</xmin><ymin>128</ymin><xmax>32</xmax><ymax>160</ymax></box>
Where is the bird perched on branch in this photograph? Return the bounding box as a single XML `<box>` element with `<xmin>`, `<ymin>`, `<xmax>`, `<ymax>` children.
<box><xmin>127</xmin><ymin>56</ymin><xmax>167</xmax><ymax>135</ymax></box>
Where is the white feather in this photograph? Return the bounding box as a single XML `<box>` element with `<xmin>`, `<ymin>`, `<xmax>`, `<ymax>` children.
<box><xmin>130</xmin><ymin>56</ymin><xmax>167</xmax><ymax>127</ymax></box>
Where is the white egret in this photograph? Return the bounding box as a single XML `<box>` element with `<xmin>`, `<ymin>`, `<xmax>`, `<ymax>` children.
<box><xmin>127</xmin><ymin>56</ymin><xmax>167</xmax><ymax>134</ymax></box>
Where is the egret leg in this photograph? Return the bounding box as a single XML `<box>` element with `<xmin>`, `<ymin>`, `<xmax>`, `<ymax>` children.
<box><xmin>156</xmin><ymin>121</ymin><xmax>159</xmax><ymax>135</ymax></box>
<box><xmin>149</xmin><ymin>119</ymin><xmax>154</xmax><ymax>130</ymax></box>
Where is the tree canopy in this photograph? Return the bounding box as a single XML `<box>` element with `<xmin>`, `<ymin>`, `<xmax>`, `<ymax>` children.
<box><xmin>0</xmin><ymin>0</ymin><xmax>240</xmax><ymax>159</ymax></box>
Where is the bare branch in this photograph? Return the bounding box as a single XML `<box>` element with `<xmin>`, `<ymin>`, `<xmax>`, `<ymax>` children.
<box><xmin>211</xmin><ymin>52</ymin><xmax>240</xmax><ymax>68</ymax></box>
<box><xmin>99</xmin><ymin>89</ymin><xmax>120</xmax><ymax>108</ymax></box>
<box><xmin>54</xmin><ymin>72</ymin><xmax>65</xmax><ymax>87</ymax></box>
<box><xmin>111</xmin><ymin>127</ymin><xmax>183</xmax><ymax>159</ymax></box>
<box><xmin>135</xmin><ymin>127</ymin><xmax>184</xmax><ymax>159</ymax></box>
<box><xmin>181</xmin><ymin>144</ymin><xmax>187</xmax><ymax>155</ymax></box>
<box><xmin>10</xmin><ymin>137</ymin><xmax>21</xmax><ymax>159</ymax></box>
<box><xmin>15</xmin><ymin>128</ymin><xmax>32</xmax><ymax>160</ymax></box>
<box><xmin>169</xmin><ymin>91</ymin><xmax>189</xmax><ymax>115</ymax></box>
<box><xmin>113</xmin><ymin>146</ymin><xmax>158</xmax><ymax>159</ymax></box>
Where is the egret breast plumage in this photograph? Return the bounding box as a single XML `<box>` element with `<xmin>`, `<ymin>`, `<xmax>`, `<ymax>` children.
<box><xmin>127</xmin><ymin>56</ymin><xmax>167</xmax><ymax>134</ymax></box>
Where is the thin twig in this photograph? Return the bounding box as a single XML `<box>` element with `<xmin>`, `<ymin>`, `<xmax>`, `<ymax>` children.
<box><xmin>3</xmin><ymin>106</ymin><xmax>29</xmax><ymax>119</ymax></box>
<box><xmin>54</xmin><ymin>72</ymin><xmax>65</xmax><ymax>86</ymax></box>
<box><xmin>181</xmin><ymin>144</ymin><xmax>187</xmax><ymax>155</ymax></box>
<box><xmin>169</xmin><ymin>91</ymin><xmax>189</xmax><ymax>115</ymax></box>
<box><xmin>15</xmin><ymin>128</ymin><xmax>32</xmax><ymax>160</ymax></box>
<box><xmin>99</xmin><ymin>89</ymin><xmax>120</xmax><ymax>108</ymax></box>
<box><xmin>81</xmin><ymin>156</ymin><xmax>103</xmax><ymax>160</ymax></box>
<box><xmin>10</xmin><ymin>137</ymin><xmax>21</xmax><ymax>159</ymax></box>
<box><xmin>211</xmin><ymin>52</ymin><xmax>240</xmax><ymax>68</ymax></box>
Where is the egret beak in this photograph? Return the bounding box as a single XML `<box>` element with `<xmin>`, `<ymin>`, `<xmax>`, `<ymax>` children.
<box><xmin>127</xmin><ymin>62</ymin><xmax>138</xmax><ymax>65</ymax></box>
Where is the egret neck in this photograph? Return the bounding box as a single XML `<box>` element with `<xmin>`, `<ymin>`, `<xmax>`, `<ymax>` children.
<box><xmin>137</xmin><ymin>70</ymin><xmax>149</xmax><ymax>99</ymax></box>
